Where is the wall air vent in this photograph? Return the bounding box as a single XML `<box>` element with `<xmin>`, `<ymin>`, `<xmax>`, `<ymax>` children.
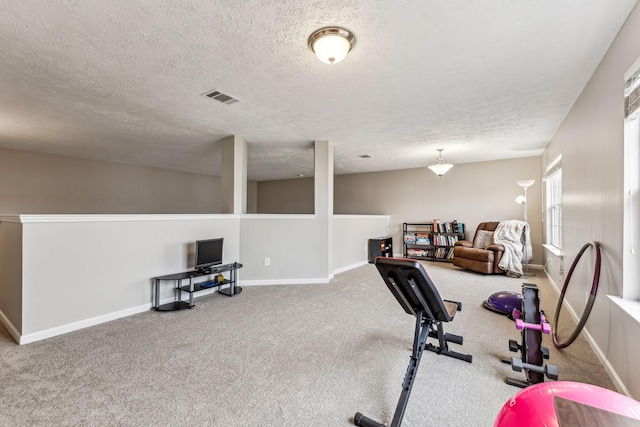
<box><xmin>203</xmin><ymin>90</ymin><xmax>239</xmax><ymax>105</ymax></box>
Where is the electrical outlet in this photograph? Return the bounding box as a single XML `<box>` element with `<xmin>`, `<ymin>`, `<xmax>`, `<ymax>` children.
<box><xmin>264</xmin><ymin>257</ymin><xmax>270</xmax><ymax>266</ymax></box>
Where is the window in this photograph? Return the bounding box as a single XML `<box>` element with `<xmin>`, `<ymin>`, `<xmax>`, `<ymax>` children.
<box><xmin>623</xmin><ymin>69</ymin><xmax>640</xmax><ymax>301</ymax></box>
<box><xmin>623</xmin><ymin>114</ymin><xmax>639</xmax><ymax>301</ymax></box>
<box><xmin>544</xmin><ymin>155</ymin><xmax>562</xmax><ymax>250</ymax></box>
<box><xmin>612</xmin><ymin>58</ymin><xmax>640</xmax><ymax>318</ymax></box>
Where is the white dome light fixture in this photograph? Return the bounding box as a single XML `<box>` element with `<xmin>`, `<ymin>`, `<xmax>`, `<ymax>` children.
<box><xmin>428</xmin><ymin>149</ymin><xmax>454</xmax><ymax>176</ymax></box>
<box><xmin>308</xmin><ymin>27</ymin><xmax>355</xmax><ymax>64</ymax></box>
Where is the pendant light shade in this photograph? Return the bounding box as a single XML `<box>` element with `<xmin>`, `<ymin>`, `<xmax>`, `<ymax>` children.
<box><xmin>308</xmin><ymin>27</ymin><xmax>355</xmax><ymax>64</ymax></box>
<box><xmin>516</xmin><ymin>179</ymin><xmax>535</xmax><ymax>190</ymax></box>
<box><xmin>428</xmin><ymin>149</ymin><xmax>454</xmax><ymax>176</ymax></box>
<box><xmin>515</xmin><ymin>179</ymin><xmax>535</xmax><ymax>276</ymax></box>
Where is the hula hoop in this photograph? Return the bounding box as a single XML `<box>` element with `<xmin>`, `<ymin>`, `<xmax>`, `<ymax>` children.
<box><xmin>552</xmin><ymin>241</ymin><xmax>601</xmax><ymax>349</ymax></box>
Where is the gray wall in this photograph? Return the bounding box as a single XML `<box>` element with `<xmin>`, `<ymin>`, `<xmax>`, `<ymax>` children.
<box><xmin>335</xmin><ymin>158</ymin><xmax>542</xmax><ymax>263</ymax></box>
<box><xmin>258</xmin><ymin>157</ymin><xmax>542</xmax><ymax>264</ymax></box>
<box><xmin>0</xmin><ymin>147</ymin><xmax>221</xmax><ymax>214</ymax></box>
<box><xmin>542</xmin><ymin>0</ymin><xmax>640</xmax><ymax>398</ymax></box>
<box><xmin>0</xmin><ymin>221</ymin><xmax>23</xmax><ymax>333</ymax></box>
<box><xmin>247</xmin><ymin>180</ymin><xmax>258</xmax><ymax>213</ymax></box>
<box><xmin>257</xmin><ymin>177</ymin><xmax>314</xmax><ymax>214</ymax></box>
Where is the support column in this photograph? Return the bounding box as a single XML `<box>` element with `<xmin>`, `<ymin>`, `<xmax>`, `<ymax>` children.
<box><xmin>314</xmin><ymin>140</ymin><xmax>334</xmax><ymax>277</ymax></box>
<box><xmin>220</xmin><ymin>135</ymin><xmax>247</xmax><ymax>214</ymax></box>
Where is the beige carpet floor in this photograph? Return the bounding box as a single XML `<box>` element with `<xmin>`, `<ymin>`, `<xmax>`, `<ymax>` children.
<box><xmin>0</xmin><ymin>261</ymin><xmax>614</xmax><ymax>426</ymax></box>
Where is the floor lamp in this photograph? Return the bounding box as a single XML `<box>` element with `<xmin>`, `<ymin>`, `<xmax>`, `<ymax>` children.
<box><xmin>516</xmin><ymin>179</ymin><xmax>535</xmax><ymax>276</ymax></box>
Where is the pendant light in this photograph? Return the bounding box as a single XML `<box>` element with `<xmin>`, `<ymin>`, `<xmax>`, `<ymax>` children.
<box><xmin>428</xmin><ymin>149</ymin><xmax>454</xmax><ymax>176</ymax></box>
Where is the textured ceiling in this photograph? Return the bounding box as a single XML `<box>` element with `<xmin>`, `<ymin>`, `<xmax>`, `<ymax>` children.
<box><xmin>0</xmin><ymin>0</ymin><xmax>637</xmax><ymax>181</ymax></box>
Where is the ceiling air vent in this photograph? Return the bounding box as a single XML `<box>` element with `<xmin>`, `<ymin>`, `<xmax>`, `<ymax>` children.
<box><xmin>203</xmin><ymin>90</ymin><xmax>239</xmax><ymax>105</ymax></box>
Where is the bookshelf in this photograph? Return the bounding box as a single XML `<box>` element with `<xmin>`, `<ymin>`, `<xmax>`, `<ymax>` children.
<box><xmin>368</xmin><ymin>236</ymin><xmax>393</xmax><ymax>263</ymax></box>
<box><xmin>403</xmin><ymin>220</ymin><xmax>465</xmax><ymax>262</ymax></box>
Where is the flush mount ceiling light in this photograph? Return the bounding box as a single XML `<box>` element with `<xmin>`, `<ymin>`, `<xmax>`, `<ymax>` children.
<box><xmin>308</xmin><ymin>27</ymin><xmax>355</xmax><ymax>64</ymax></box>
<box><xmin>428</xmin><ymin>149</ymin><xmax>454</xmax><ymax>176</ymax></box>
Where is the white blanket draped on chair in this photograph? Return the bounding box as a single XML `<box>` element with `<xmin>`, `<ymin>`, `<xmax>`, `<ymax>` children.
<box><xmin>493</xmin><ymin>220</ymin><xmax>531</xmax><ymax>277</ymax></box>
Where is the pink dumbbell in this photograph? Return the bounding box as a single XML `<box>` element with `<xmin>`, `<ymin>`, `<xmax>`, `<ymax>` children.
<box><xmin>513</xmin><ymin>309</ymin><xmax>551</xmax><ymax>334</ymax></box>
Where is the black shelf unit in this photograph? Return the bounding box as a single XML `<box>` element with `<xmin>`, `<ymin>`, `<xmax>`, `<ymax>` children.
<box><xmin>368</xmin><ymin>236</ymin><xmax>393</xmax><ymax>263</ymax></box>
<box><xmin>153</xmin><ymin>262</ymin><xmax>243</xmax><ymax>311</ymax></box>
<box><xmin>403</xmin><ymin>223</ymin><xmax>434</xmax><ymax>260</ymax></box>
<box><xmin>403</xmin><ymin>222</ymin><xmax>465</xmax><ymax>263</ymax></box>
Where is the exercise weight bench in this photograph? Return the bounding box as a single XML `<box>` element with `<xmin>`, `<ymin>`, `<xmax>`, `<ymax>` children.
<box><xmin>354</xmin><ymin>257</ymin><xmax>472</xmax><ymax>427</ymax></box>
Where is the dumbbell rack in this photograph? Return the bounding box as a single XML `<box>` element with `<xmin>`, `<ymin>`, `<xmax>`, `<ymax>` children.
<box><xmin>502</xmin><ymin>283</ymin><xmax>558</xmax><ymax>388</ymax></box>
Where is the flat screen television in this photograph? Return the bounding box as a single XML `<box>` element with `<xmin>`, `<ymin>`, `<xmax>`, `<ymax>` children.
<box><xmin>195</xmin><ymin>238</ymin><xmax>223</xmax><ymax>271</ymax></box>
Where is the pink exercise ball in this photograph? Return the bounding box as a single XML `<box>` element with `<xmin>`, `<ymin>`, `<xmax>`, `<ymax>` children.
<box><xmin>494</xmin><ymin>381</ymin><xmax>640</xmax><ymax>427</ymax></box>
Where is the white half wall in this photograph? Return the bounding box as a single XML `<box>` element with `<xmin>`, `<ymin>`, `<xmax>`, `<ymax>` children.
<box><xmin>14</xmin><ymin>215</ymin><xmax>240</xmax><ymax>342</ymax></box>
<box><xmin>0</xmin><ymin>213</ymin><xmax>390</xmax><ymax>343</ymax></box>
<box><xmin>239</xmin><ymin>214</ymin><xmax>326</xmax><ymax>284</ymax></box>
<box><xmin>333</xmin><ymin>215</ymin><xmax>391</xmax><ymax>273</ymax></box>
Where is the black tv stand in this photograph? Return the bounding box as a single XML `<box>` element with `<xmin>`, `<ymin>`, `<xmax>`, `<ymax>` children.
<box><xmin>153</xmin><ymin>262</ymin><xmax>243</xmax><ymax>311</ymax></box>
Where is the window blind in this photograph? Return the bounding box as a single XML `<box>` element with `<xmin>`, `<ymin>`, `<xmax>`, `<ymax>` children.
<box><xmin>543</xmin><ymin>154</ymin><xmax>562</xmax><ymax>181</ymax></box>
<box><xmin>625</xmin><ymin>69</ymin><xmax>640</xmax><ymax>118</ymax></box>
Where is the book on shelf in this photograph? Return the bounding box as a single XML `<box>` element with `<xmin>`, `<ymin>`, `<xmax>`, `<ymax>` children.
<box><xmin>434</xmin><ymin>247</ymin><xmax>455</xmax><ymax>259</ymax></box>
<box><xmin>433</xmin><ymin>234</ymin><xmax>460</xmax><ymax>246</ymax></box>
<box><xmin>415</xmin><ymin>233</ymin><xmax>430</xmax><ymax>244</ymax></box>
<box><xmin>407</xmin><ymin>248</ymin><xmax>429</xmax><ymax>257</ymax></box>
<box><xmin>403</xmin><ymin>232</ymin><xmax>416</xmax><ymax>244</ymax></box>
<box><xmin>432</xmin><ymin>220</ymin><xmax>465</xmax><ymax>236</ymax></box>
<box><xmin>451</xmin><ymin>220</ymin><xmax>465</xmax><ymax>234</ymax></box>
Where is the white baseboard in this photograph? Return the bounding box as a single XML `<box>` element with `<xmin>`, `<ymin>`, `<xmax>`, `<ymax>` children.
<box><xmin>0</xmin><ymin>309</ymin><xmax>21</xmax><ymax>344</ymax></box>
<box><xmin>5</xmin><ymin>260</ymin><xmax>388</xmax><ymax>345</ymax></box>
<box><xmin>241</xmin><ymin>260</ymin><xmax>367</xmax><ymax>286</ymax></box>
<box><xmin>20</xmin><ymin>287</ymin><xmax>246</xmax><ymax>344</ymax></box>
<box><xmin>542</xmin><ymin>267</ymin><xmax>630</xmax><ymax>396</ymax></box>
<box><xmin>18</xmin><ymin>303</ymin><xmax>151</xmax><ymax>345</ymax></box>
<box><xmin>333</xmin><ymin>260</ymin><xmax>368</xmax><ymax>275</ymax></box>
<box><xmin>8</xmin><ymin>276</ymin><xmax>334</xmax><ymax>344</ymax></box>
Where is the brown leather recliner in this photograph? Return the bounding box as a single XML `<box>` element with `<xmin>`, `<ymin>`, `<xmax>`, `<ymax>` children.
<box><xmin>453</xmin><ymin>222</ymin><xmax>505</xmax><ymax>274</ymax></box>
